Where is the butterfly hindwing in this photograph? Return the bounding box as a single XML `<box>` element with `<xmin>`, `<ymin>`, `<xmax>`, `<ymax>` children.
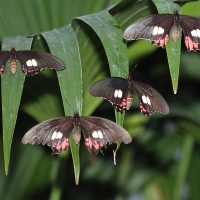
<box><xmin>80</xmin><ymin>116</ymin><xmax>132</xmax><ymax>154</ymax></box>
<box><xmin>132</xmin><ymin>81</ymin><xmax>169</xmax><ymax>116</ymax></box>
<box><xmin>16</xmin><ymin>50</ymin><xmax>66</xmax><ymax>76</ymax></box>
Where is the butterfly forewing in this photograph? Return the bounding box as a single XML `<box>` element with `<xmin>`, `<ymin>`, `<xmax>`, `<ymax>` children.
<box><xmin>132</xmin><ymin>81</ymin><xmax>169</xmax><ymax>116</ymax></box>
<box><xmin>22</xmin><ymin>113</ymin><xmax>132</xmax><ymax>155</ymax></box>
<box><xmin>16</xmin><ymin>50</ymin><xmax>66</xmax><ymax>76</ymax></box>
<box><xmin>90</xmin><ymin>77</ymin><xmax>130</xmax><ymax>110</ymax></box>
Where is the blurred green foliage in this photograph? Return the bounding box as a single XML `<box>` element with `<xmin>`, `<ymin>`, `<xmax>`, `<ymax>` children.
<box><xmin>0</xmin><ymin>0</ymin><xmax>200</xmax><ymax>200</ymax></box>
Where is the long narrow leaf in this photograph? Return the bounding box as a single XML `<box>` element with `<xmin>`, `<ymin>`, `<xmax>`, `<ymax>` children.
<box><xmin>1</xmin><ymin>36</ymin><xmax>33</xmax><ymax>174</ymax></box>
<box><xmin>152</xmin><ymin>0</ymin><xmax>181</xmax><ymax>93</ymax></box>
<box><xmin>74</xmin><ymin>11</ymin><xmax>130</xmax><ymax>156</ymax></box>
<box><xmin>42</xmin><ymin>25</ymin><xmax>82</xmax><ymax>185</ymax></box>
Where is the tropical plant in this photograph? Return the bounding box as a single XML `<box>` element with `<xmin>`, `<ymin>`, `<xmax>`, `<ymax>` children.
<box><xmin>0</xmin><ymin>0</ymin><xmax>200</xmax><ymax>200</ymax></box>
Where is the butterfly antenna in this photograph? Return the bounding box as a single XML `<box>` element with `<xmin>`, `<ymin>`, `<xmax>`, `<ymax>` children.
<box><xmin>179</xmin><ymin>0</ymin><xmax>185</xmax><ymax>7</ymax></box>
<box><xmin>129</xmin><ymin>64</ymin><xmax>137</xmax><ymax>75</ymax></box>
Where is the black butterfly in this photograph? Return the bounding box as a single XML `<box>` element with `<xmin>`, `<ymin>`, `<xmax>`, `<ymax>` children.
<box><xmin>90</xmin><ymin>75</ymin><xmax>169</xmax><ymax>116</ymax></box>
<box><xmin>0</xmin><ymin>47</ymin><xmax>65</xmax><ymax>76</ymax></box>
<box><xmin>22</xmin><ymin>112</ymin><xmax>132</xmax><ymax>155</ymax></box>
<box><xmin>123</xmin><ymin>10</ymin><xmax>200</xmax><ymax>52</ymax></box>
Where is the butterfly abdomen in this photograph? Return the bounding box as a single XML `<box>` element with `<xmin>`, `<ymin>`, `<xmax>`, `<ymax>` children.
<box><xmin>9</xmin><ymin>59</ymin><xmax>17</xmax><ymax>74</ymax></box>
<box><xmin>172</xmin><ymin>11</ymin><xmax>181</xmax><ymax>42</ymax></box>
<box><xmin>172</xmin><ymin>24</ymin><xmax>180</xmax><ymax>42</ymax></box>
<box><xmin>73</xmin><ymin>126</ymin><xmax>81</xmax><ymax>144</ymax></box>
<box><xmin>126</xmin><ymin>91</ymin><xmax>133</xmax><ymax>110</ymax></box>
<box><xmin>9</xmin><ymin>47</ymin><xmax>17</xmax><ymax>74</ymax></box>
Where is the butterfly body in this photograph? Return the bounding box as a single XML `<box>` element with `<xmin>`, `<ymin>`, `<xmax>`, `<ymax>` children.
<box><xmin>0</xmin><ymin>47</ymin><xmax>66</xmax><ymax>76</ymax></box>
<box><xmin>90</xmin><ymin>75</ymin><xmax>169</xmax><ymax>116</ymax></box>
<box><xmin>9</xmin><ymin>47</ymin><xmax>18</xmax><ymax>74</ymax></box>
<box><xmin>22</xmin><ymin>112</ymin><xmax>132</xmax><ymax>154</ymax></box>
<box><xmin>123</xmin><ymin>10</ymin><xmax>200</xmax><ymax>51</ymax></box>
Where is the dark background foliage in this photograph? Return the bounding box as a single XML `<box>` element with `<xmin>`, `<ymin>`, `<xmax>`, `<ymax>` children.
<box><xmin>0</xmin><ymin>0</ymin><xmax>200</xmax><ymax>200</ymax></box>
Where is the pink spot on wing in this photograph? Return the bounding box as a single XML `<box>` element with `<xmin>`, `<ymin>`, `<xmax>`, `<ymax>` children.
<box><xmin>152</xmin><ymin>34</ymin><xmax>169</xmax><ymax>48</ymax></box>
<box><xmin>185</xmin><ymin>36</ymin><xmax>200</xmax><ymax>52</ymax></box>
<box><xmin>139</xmin><ymin>102</ymin><xmax>148</xmax><ymax>116</ymax></box>
<box><xmin>0</xmin><ymin>66</ymin><xmax>5</xmax><ymax>74</ymax></box>
<box><xmin>52</xmin><ymin>138</ymin><xmax>69</xmax><ymax>154</ymax></box>
<box><xmin>113</xmin><ymin>98</ymin><xmax>127</xmax><ymax>111</ymax></box>
<box><xmin>85</xmin><ymin>138</ymin><xmax>104</xmax><ymax>153</ymax></box>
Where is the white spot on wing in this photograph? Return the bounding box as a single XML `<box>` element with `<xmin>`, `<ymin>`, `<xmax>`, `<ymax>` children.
<box><xmin>51</xmin><ymin>131</ymin><xmax>63</xmax><ymax>140</ymax></box>
<box><xmin>114</xmin><ymin>90</ymin><xmax>117</xmax><ymax>98</ymax></box>
<box><xmin>191</xmin><ymin>29</ymin><xmax>200</xmax><ymax>37</ymax></box>
<box><xmin>142</xmin><ymin>95</ymin><xmax>151</xmax><ymax>105</ymax></box>
<box><xmin>152</xmin><ymin>26</ymin><xmax>158</xmax><ymax>35</ymax></box>
<box><xmin>114</xmin><ymin>89</ymin><xmax>123</xmax><ymax>98</ymax></box>
<box><xmin>26</xmin><ymin>59</ymin><xmax>38</xmax><ymax>67</ymax></box>
<box><xmin>92</xmin><ymin>130</ymin><xmax>103</xmax><ymax>139</ymax></box>
<box><xmin>152</xmin><ymin>26</ymin><xmax>164</xmax><ymax>35</ymax></box>
<box><xmin>97</xmin><ymin>130</ymin><xmax>103</xmax><ymax>139</ymax></box>
<box><xmin>118</xmin><ymin>90</ymin><xmax>123</xmax><ymax>98</ymax></box>
<box><xmin>26</xmin><ymin>60</ymin><xmax>32</xmax><ymax>67</ymax></box>
<box><xmin>146</xmin><ymin>96</ymin><xmax>151</xmax><ymax>105</ymax></box>
<box><xmin>32</xmin><ymin>59</ymin><xmax>37</xmax><ymax>66</ymax></box>
<box><xmin>158</xmin><ymin>27</ymin><xmax>164</xmax><ymax>34</ymax></box>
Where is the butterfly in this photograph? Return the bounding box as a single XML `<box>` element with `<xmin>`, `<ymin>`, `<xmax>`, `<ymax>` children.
<box><xmin>0</xmin><ymin>47</ymin><xmax>65</xmax><ymax>76</ymax></box>
<box><xmin>90</xmin><ymin>75</ymin><xmax>169</xmax><ymax>116</ymax></box>
<box><xmin>123</xmin><ymin>10</ymin><xmax>200</xmax><ymax>51</ymax></box>
<box><xmin>22</xmin><ymin>112</ymin><xmax>132</xmax><ymax>155</ymax></box>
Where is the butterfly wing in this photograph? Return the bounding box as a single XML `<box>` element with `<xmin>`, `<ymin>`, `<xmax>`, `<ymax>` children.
<box><xmin>90</xmin><ymin>77</ymin><xmax>129</xmax><ymax>110</ymax></box>
<box><xmin>0</xmin><ymin>51</ymin><xmax>10</xmax><ymax>74</ymax></box>
<box><xmin>123</xmin><ymin>14</ymin><xmax>173</xmax><ymax>48</ymax></box>
<box><xmin>180</xmin><ymin>15</ymin><xmax>200</xmax><ymax>51</ymax></box>
<box><xmin>80</xmin><ymin>116</ymin><xmax>132</xmax><ymax>154</ymax></box>
<box><xmin>22</xmin><ymin>117</ymin><xmax>74</xmax><ymax>155</ymax></box>
<box><xmin>132</xmin><ymin>80</ymin><xmax>169</xmax><ymax>116</ymax></box>
<box><xmin>16</xmin><ymin>50</ymin><xmax>66</xmax><ymax>76</ymax></box>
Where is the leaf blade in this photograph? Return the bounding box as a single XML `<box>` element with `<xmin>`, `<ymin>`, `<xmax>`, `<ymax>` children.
<box><xmin>1</xmin><ymin>36</ymin><xmax>33</xmax><ymax>174</ymax></box>
<box><xmin>42</xmin><ymin>25</ymin><xmax>82</xmax><ymax>185</ymax></box>
<box><xmin>152</xmin><ymin>0</ymin><xmax>181</xmax><ymax>93</ymax></box>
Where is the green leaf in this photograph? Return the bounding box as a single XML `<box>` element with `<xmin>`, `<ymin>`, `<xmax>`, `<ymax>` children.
<box><xmin>0</xmin><ymin>0</ymin><xmax>119</xmax><ymax>40</ymax></box>
<box><xmin>76</xmin><ymin>11</ymin><xmax>128</xmax><ymax>77</ymax></box>
<box><xmin>110</xmin><ymin>0</ymin><xmax>156</xmax><ymax>29</ymax></box>
<box><xmin>152</xmin><ymin>0</ymin><xmax>181</xmax><ymax>93</ymax></box>
<box><xmin>1</xmin><ymin>36</ymin><xmax>33</xmax><ymax>174</ymax></box>
<box><xmin>75</xmin><ymin>10</ymin><xmax>128</xmax><ymax>110</ymax></box>
<box><xmin>110</xmin><ymin>0</ymin><xmax>159</xmax><ymax>66</ymax></box>
<box><xmin>172</xmin><ymin>136</ymin><xmax>194</xmax><ymax>200</ymax></box>
<box><xmin>42</xmin><ymin>25</ymin><xmax>82</xmax><ymax>185</ymax></box>
<box><xmin>74</xmin><ymin>11</ymin><xmax>129</xmax><ymax>154</ymax></box>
